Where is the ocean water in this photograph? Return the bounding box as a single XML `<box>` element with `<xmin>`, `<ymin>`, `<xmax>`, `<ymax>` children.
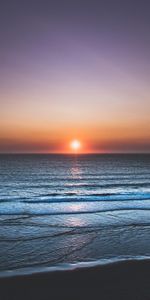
<box><xmin>0</xmin><ymin>154</ymin><xmax>150</xmax><ymax>276</ymax></box>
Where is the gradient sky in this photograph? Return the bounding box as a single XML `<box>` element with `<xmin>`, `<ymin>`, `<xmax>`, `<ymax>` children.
<box><xmin>0</xmin><ymin>0</ymin><xmax>150</xmax><ymax>153</ymax></box>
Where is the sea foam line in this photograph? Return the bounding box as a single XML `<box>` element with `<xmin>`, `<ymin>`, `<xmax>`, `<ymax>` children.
<box><xmin>0</xmin><ymin>255</ymin><xmax>150</xmax><ymax>278</ymax></box>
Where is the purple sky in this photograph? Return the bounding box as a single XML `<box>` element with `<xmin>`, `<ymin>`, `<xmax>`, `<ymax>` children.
<box><xmin>0</xmin><ymin>0</ymin><xmax>150</xmax><ymax>153</ymax></box>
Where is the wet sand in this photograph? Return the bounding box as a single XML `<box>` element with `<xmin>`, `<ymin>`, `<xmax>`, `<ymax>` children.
<box><xmin>0</xmin><ymin>259</ymin><xmax>150</xmax><ymax>300</ymax></box>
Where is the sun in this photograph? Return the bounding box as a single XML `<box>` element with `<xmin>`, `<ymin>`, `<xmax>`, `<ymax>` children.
<box><xmin>70</xmin><ymin>140</ymin><xmax>81</xmax><ymax>152</ymax></box>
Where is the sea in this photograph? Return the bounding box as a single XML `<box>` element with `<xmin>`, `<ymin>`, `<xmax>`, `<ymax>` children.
<box><xmin>0</xmin><ymin>154</ymin><xmax>150</xmax><ymax>276</ymax></box>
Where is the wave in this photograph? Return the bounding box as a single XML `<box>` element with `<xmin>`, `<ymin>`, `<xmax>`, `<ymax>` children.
<box><xmin>2</xmin><ymin>182</ymin><xmax>150</xmax><ymax>189</ymax></box>
<box><xmin>65</xmin><ymin>182</ymin><xmax>150</xmax><ymax>188</ymax></box>
<box><xmin>1</xmin><ymin>193</ymin><xmax>150</xmax><ymax>204</ymax></box>
<box><xmin>0</xmin><ymin>207</ymin><xmax>150</xmax><ymax>216</ymax></box>
<box><xmin>0</xmin><ymin>255</ymin><xmax>150</xmax><ymax>278</ymax></box>
<box><xmin>4</xmin><ymin>175</ymin><xmax>150</xmax><ymax>182</ymax></box>
<box><xmin>20</xmin><ymin>197</ymin><xmax>150</xmax><ymax>204</ymax></box>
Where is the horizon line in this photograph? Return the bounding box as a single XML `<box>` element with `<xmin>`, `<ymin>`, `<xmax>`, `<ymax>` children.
<box><xmin>0</xmin><ymin>152</ymin><xmax>150</xmax><ymax>155</ymax></box>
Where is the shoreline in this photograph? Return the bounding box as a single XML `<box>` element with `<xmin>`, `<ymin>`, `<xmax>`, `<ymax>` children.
<box><xmin>0</xmin><ymin>259</ymin><xmax>150</xmax><ymax>300</ymax></box>
<box><xmin>0</xmin><ymin>255</ymin><xmax>150</xmax><ymax>278</ymax></box>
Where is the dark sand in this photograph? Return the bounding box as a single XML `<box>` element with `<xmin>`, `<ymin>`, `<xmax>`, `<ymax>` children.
<box><xmin>0</xmin><ymin>260</ymin><xmax>150</xmax><ymax>300</ymax></box>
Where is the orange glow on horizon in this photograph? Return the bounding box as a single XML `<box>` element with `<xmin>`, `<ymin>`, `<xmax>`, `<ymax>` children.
<box><xmin>0</xmin><ymin>123</ymin><xmax>150</xmax><ymax>154</ymax></box>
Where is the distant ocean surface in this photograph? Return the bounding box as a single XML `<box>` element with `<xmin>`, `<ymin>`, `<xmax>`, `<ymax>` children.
<box><xmin>0</xmin><ymin>154</ymin><xmax>150</xmax><ymax>276</ymax></box>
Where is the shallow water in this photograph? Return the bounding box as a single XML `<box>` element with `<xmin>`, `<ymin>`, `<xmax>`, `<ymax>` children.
<box><xmin>0</xmin><ymin>154</ymin><xmax>150</xmax><ymax>275</ymax></box>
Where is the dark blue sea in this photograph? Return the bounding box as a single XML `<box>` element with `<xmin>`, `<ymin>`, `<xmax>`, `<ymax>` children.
<box><xmin>0</xmin><ymin>154</ymin><xmax>150</xmax><ymax>276</ymax></box>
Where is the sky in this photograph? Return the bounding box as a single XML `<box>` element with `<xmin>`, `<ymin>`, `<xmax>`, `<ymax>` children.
<box><xmin>0</xmin><ymin>0</ymin><xmax>150</xmax><ymax>153</ymax></box>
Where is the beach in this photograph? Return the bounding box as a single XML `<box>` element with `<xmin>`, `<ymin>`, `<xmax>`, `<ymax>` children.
<box><xmin>0</xmin><ymin>259</ymin><xmax>150</xmax><ymax>300</ymax></box>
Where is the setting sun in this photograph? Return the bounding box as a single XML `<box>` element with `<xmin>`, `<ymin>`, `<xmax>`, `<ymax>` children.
<box><xmin>70</xmin><ymin>140</ymin><xmax>81</xmax><ymax>152</ymax></box>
